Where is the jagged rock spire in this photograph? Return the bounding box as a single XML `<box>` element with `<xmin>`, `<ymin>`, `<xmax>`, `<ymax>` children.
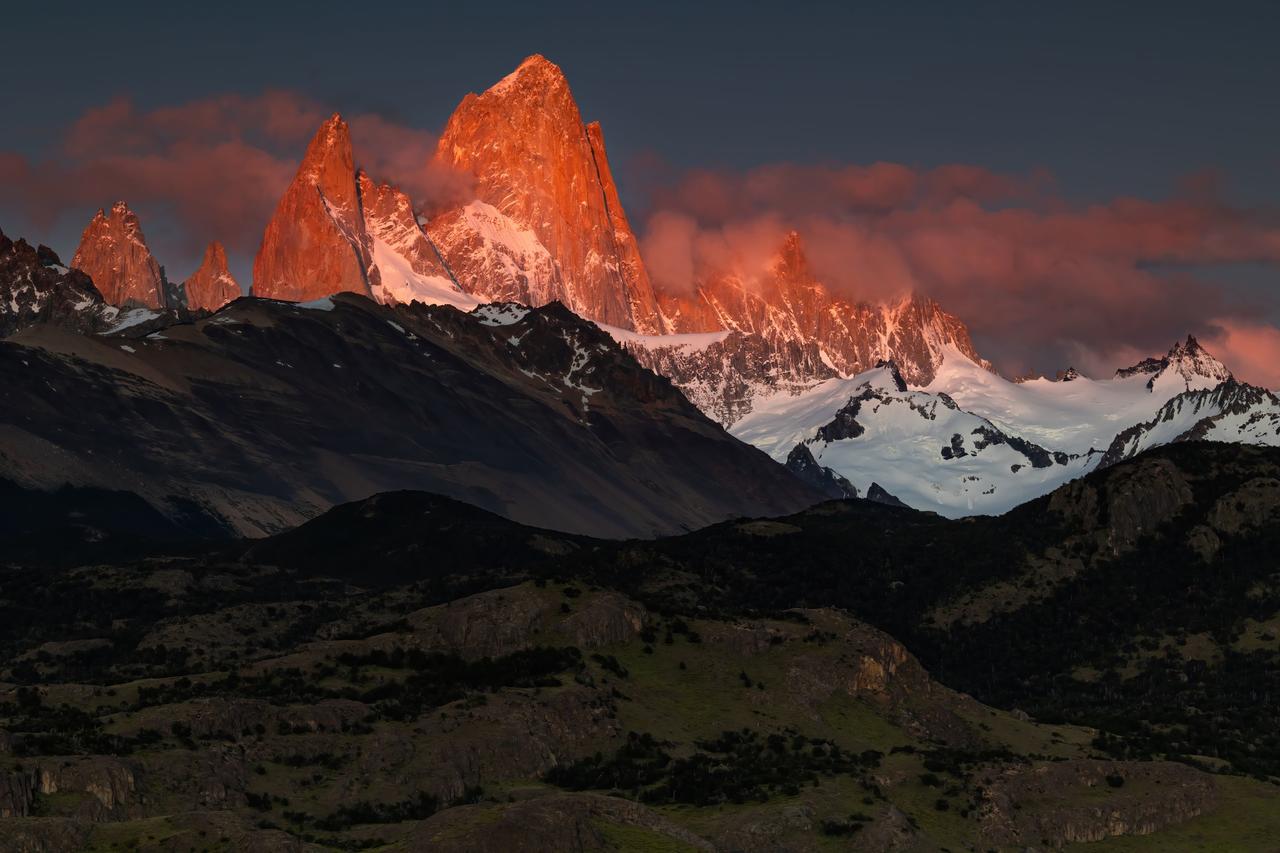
<box><xmin>253</xmin><ymin>113</ymin><xmax>378</xmax><ymax>301</ymax></box>
<box><xmin>71</xmin><ymin>201</ymin><xmax>166</xmax><ymax>309</ymax></box>
<box><xmin>427</xmin><ymin>54</ymin><xmax>664</xmax><ymax>332</ymax></box>
<box><xmin>185</xmin><ymin>241</ymin><xmax>241</xmax><ymax>311</ymax></box>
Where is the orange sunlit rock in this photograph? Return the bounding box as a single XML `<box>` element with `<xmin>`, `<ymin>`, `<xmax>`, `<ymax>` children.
<box><xmin>184</xmin><ymin>241</ymin><xmax>241</xmax><ymax>311</ymax></box>
<box><xmin>71</xmin><ymin>201</ymin><xmax>165</xmax><ymax>309</ymax></box>
<box><xmin>428</xmin><ymin>55</ymin><xmax>664</xmax><ymax>332</ymax></box>
<box><xmin>253</xmin><ymin>114</ymin><xmax>378</xmax><ymax>302</ymax></box>
<box><xmin>659</xmin><ymin>231</ymin><xmax>987</xmax><ymax>385</ymax></box>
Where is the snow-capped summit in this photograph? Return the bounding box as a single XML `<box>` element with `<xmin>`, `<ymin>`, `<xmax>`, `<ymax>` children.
<box><xmin>731</xmin><ymin>339</ymin><xmax>1277</xmax><ymax>518</ymax></box>
<box><xmin>1116</xmin><ymin>335</ymin><xmax>1232</xmax><ymax>392</ymax></box>
<box><xmin>733</xmin><ymin>356</ymin><xmax>1084</xmax><ymax>516</ymax></box>
<box><xmin>1163</xmin><ymin>334</ymin><xmax>1233</xmax><ymax>389</ymax></box>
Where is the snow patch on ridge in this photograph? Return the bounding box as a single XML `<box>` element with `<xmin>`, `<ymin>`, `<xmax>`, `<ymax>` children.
<box><xmin>105</xmin><ymin>307</ymin><xmax>160</xmax><ymax>333</ymax></box>
<box><xmin>370</xmin><ymin>236</ymin><xmax>478</xmax><ymax>311</ymax></box>
<box><xmin>473</xmin><ymin>303</ymin><xmax>531</xmax><ymax>326</ymax></box>
<box><xmin>298</xmin><ymin>297</ymin><xmax>336</xmax><ymax>311</ymax></box>
<box><xmin>600</xmin><ymin>324</ymin><xmax>732</xmax><ymax>353</ymax></box>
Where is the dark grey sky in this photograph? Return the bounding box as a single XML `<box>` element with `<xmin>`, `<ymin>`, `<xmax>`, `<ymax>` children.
<box><xmin>3</xmin><ymin>1</ymin><xmax>1280</xmax><ymax>380</ymax></box>
<box><xmin>6</xmin><ymin>1</ymin><xmax>1278</xmax><ymax>201</ymax></box>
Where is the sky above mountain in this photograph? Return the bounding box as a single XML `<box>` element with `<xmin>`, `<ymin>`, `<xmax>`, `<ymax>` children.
<box><xmin>2</xmin><ymin>1</ymin><xmax>1279</xmax><ymax>382</ymax></box>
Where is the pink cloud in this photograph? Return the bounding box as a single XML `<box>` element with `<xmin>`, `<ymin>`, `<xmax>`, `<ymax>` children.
<box><xmin>2</xmin><ymin>92</ymin><xmax>462</xmax><ymax>276</ymax></box>
<box><xmin>639</xmin><ymin>161</ymin><xmax>1280</xmax><ymax>381</ymax></box>
<box><xmin>1202</xmin><ymin>319</ymin><xmax>1280</xmax><ymax>389</ymax></box>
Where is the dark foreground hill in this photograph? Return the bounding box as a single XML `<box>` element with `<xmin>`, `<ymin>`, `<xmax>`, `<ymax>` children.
<box><xmin>0</xmin><ymin>293</ymin><xmax>818</xmax><ymax>539</ymax></box>
<box><xmin>1</xmin><ymin>442</ymin><xmax>1279</xmax><ymax>850</ymax></box>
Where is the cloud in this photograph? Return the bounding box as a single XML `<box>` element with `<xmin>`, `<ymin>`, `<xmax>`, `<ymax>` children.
<box><xmin>348</xmin><ymin>115</ymin><xmax>473</xmax><ymax>217</ymax></box>
<box><xmin>638</xmin><ymin>160</ymin><xmax>1280</xmax><ymax>383</ymax></box>
<box><xmin>1202</xmin><ymin>319</ymin><xmax>1280</xmax><ymax>389</ymax></box>
<box><xmin>641</xmin><ymin>210</ymin><xmax>790</xmax><ymax>296</ymax></box>
<box><xmin>1</xmin><ymin>92</ymin><xmax>465</xmax><ymax>279</ymax></box>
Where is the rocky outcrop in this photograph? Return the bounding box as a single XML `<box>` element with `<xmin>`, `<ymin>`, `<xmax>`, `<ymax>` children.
<box><xmin>0</xmin><ymin>757</ymin><xmax>137</xmax><ymax>822</ymax></box>
<box><xmin>0</xmin><ymin>768</ymin><xmax>36</xmax><ymax>818</ymax></box>
<box><xmin>0</xmin><ymin>230</ymin><xmax>110</xmax><ymax>338</ymax></box>
<box><xmin>1048</xmin><ymin>456</ymin><xmax>1193</xmax><ymax>555</ymax></box>
<box><xmin>977</xmin><ymin>760</ymin><xmax>1216</xmax><ymax>847</ymax></box>
<box><xmin>776</xmin><ymin>609</ymin><xmax>980</xmax><ymax>746</ymax></box>
<box><xmin>1206</xmin><ymin>476</ymin><xmax>1280</xmax><ymax>535</ymax></box>
<box><xmin>183</xmin><ymin>241</ymin><xmax>241</xmax><ymax>311</ymax></box>
<box><xmin>252</xmin><ymin>114</ymin><xmax>378</xmax><ymax>302</ymax></box>
<box><xmin>418</xmin><ymin>687</ymin><xmax>623</xmax><ymax>802</ymax></box>
<box><xmin>786</xmin><ymin>444</ymin><xmax>858</xmax><ymax>499</ymax></box>
<box><xmin>865</xmin><ymin>482</ymin><xmax>910</xmax><ymax>508</ymax></box>
<box><xmin>428</xmin><ymin>55</ymin><xmax>663</xmax><ymax>332</ymax></box>
<box><xmin>70</xmin><ymin>202</ymin><xmax>166</xmax><ymax>309</ymax></box>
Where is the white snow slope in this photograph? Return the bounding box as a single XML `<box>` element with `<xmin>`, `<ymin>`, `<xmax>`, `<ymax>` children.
<box><xmin>732</xmin><ymin>338</ymin><xmax>1280</xmax><ymax>517</ymax></box>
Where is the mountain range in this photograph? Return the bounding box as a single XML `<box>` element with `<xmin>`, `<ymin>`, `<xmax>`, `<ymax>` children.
<box><xmin>0</xmin><ymin>235</ymin><xmax>815</xmax><ymax>538</ymax></box>
<box><xmin>7</xmin><ymin>50</ymin><xmax>1280</xmax><ymax>853</ymax></box>
<box><xmin>3</xmin><ymin>52</ymin><xmax>1278</xmax><ymax>526</ymax></box>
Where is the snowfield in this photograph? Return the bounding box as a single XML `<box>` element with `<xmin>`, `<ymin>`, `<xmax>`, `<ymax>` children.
<box><xmin>370</xmin><ymin>236</ymin><xmax>478</xmax><ymax>311</ymax></box>
<box><xmin>731</xmin><ymin>339</ymin><xmax>1280</xmax><ymax>518</ymax></box>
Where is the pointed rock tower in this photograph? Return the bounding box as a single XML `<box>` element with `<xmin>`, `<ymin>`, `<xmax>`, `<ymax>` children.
<box><xmin>185</xmin><ymin>241</ymin><xmax>242</xmax><ymax>311</ymax></box>
<box><xmin>428</xmin><ymin>54</ymin><xmax>664</xmax><ymax>332</ymax></box>
<box><xmin>253</xmin><ymin>114</ymin><xmax>379</xmax><ymax>302</ymax></box>
<box><xmin>71</xmin><ymin>201</ymin><xmax>166</xmax><ymax>309</ymax></box>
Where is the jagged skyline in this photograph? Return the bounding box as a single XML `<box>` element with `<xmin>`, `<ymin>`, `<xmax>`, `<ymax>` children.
<box><xmin>3</xmin><ymin>5</ymin><xmax>1280</xmax><ymax>381</ymax></box>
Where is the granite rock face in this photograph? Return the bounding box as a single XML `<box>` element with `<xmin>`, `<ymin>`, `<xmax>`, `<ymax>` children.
<box><xmin>183</xmin><ymin>241</ymin><xmax>241</xmax><ymax>311</ymax></box>
<box><xmin>70</xmin><ymin>202</ymin><xmax>166</xmax><ymax>309</ymax></box>
<box><xmin>428</xmin><ymin>55</ymin><xmax>664</xmax><ymax>333</ymax></box>
<box><xmin>252</xmin><ymin>114</ymin><xmax>378</xmax><ymax>302</ymax></box>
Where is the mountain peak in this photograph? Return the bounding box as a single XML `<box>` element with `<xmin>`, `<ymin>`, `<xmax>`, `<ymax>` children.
<box><xmin>253</xmin><ymin>114</ymin><xmax>374</xmax><ymax>302</ymax></box>
<box><xmin>1</xmin><ymin>226</ymin><xmax>111</xmax><ymax>337</ymax></box>
<box><xmin>1116</xmin><ymin>334</ymin><xmax>1233</xmax><ymax>390</ymax></box>
<box><xmin>299</xmin><ymin>114</ymin><xmax>355</xmax><ymax>198</ymax></box>
<box><xmin>429</xmin><ymin>54</ymin><xmax>663</xmax><ymax>332</ymax></box>
<box><xmin>185</xmin><ymin>240</ymin><xmax>240</xmax><ymax>311</ymax></box>
<box><xmin>488</xmin><ymin>54</ymin><xmax>568</xmax><ymax>96</ymax></box>
<box><xmin>1169</xmin><ymin>334</ymin><xmax>1205</xmax><ymax>359</ymax></box>
<box><xmin>71</xmin><ymin>201</ymin><xmax>166</xmax><ymax>309</ymax></box>
<box><xmin>1167</xmin><ymin>333</ymin><xmax>1232</xmax><ymax>384</ymax></box>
